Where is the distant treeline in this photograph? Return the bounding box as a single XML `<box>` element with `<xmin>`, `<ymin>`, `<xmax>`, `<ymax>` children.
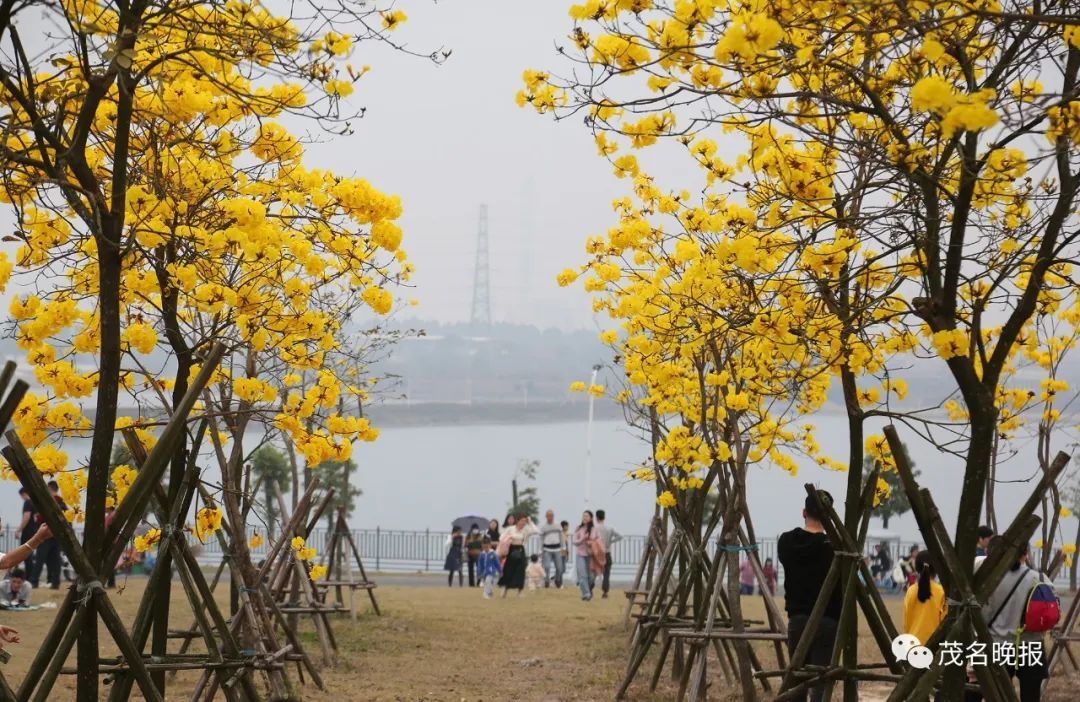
<box><xmin>371</xmin><ymin>320</ymin><xmax>615</xmax><ymax>405</ymax></box>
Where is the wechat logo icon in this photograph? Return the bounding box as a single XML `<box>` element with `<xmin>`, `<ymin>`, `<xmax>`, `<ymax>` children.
<box><xmin>891</xmin><ymin>634</ymin><xmax>934</xmax><ymax>670</ymax></box>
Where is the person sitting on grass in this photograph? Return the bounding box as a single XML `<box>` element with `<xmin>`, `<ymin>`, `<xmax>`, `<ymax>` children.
<box><xmin>0</xmin><ymin>568</ymin><xmax>32</xmax><ymax>606</ymax></box>
<box><xmin>525</xmin><ymin>554</ymin><xmax>545</xmax><ymax>592</ymax></box>
<box><xmin>0</xmin><ymin>520</ymin><xmax>54</xmax><ymax>651</ymax></box>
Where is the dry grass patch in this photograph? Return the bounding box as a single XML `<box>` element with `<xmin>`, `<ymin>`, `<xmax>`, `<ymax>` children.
<box><xmin>0</xmin><ymin>577</ymin><xmax>1078</xmax><ymax>700</ymax></box>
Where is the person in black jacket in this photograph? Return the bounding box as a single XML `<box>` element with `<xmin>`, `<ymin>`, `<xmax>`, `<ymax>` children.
<box><xmin>778</xmin><ymin>491</ymin><xmax>842</xmax><ymax>702</ymax></box>
<box><xmin>29</xmin><ymin>481</ymin><xmax>65</xmax><ymax>589</ymax></box>
<box><xmin>16</xmin><ymin>487</ymin><xmax>38</xmax><ymax>585</ymax></box>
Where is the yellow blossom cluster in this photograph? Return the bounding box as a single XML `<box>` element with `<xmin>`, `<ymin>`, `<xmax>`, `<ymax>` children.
<box><xmin>134</xmin><ymin>528</ymin><xmax>162</xmax><ymax>553</ymax></box>
<box><xmin>522</xmin><ymin>0</ymin><xmax>1080</xmax><ymax>520</ymax></box>
<box><xmin>290</xmin><ymin>535</ymin><xmax>318</xmax><ymax>563</ymax></box>
<box><xmin>194</xmin><ymin>507</ymin><xmax>223</xmax><ymax>543</ymax></box>
<box><xmin>0</xmin><ymin>0</ymin><xmax>413</xmax><ymax>520</ymax></box>
<box><xmin>109</xmin><ymin>464</ymin><xmax>136</xmax><ymax>509</ymax></box>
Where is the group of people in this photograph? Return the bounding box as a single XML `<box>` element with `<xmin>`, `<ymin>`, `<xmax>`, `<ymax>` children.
<box><xmin>738</xmin><ymin>555</ymin><xmax>777</xmax><ymax>595</ymax></box>
<box><xmin>779</xmin><ymin>493</ymin><xmax>1053</xmax><ymax>702</ymax></box>
<box><xmin>0</xmin><ymin>483</ymin><xmax>70</xmax><ymax>616</ymax></box>
<box><xmin>0</xmin><ymin>498</ymin><xmax>57</xmax><ymax>650</ymax></box>
<box><xmin>444</xmin><ymin>508</ymin><xmax>622</xmax><ymax>601</ymax></box>
<box><xmin>870</xmin><ymin>539</ymin><xmax>969</xmax><ymax>592</ymax></box>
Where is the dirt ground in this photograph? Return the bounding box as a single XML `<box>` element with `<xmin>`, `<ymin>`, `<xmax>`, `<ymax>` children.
<box><xmin>1</xmin><ymin>576</ymin><xmax>1078</xmax><ymax>700</ymax></box>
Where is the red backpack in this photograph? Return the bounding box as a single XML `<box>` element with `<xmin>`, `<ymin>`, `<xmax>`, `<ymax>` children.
<box><xmin>990</xmin><ymin>568</ymin><xmax>1061</xmax><ymax>638</ymax></box>
<box><xmin>1021</xmin><ymin>580</ymin><xmax>1060</xmax><ymax>632</ymax></box>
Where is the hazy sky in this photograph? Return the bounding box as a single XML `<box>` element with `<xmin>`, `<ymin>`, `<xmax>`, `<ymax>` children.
<box><xmin>1</xmin><ymin>1</ymin><xmax>685</xmax><ymax>331</ymax></box>
<box><xmin>303</xmin><ymin>1</ymin><xmax>633</xmax><ymax>331</ymax></box>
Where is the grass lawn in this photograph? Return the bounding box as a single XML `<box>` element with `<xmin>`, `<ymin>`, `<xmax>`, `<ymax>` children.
<box><xmin>1</xmin><ymin>575</ymin><xmax>1077</xmax><ymax>700</ymax></box>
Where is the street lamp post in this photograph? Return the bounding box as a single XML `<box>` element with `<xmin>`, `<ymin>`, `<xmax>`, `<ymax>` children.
<box><xmin>585</xmin><ymin>364</ymin><xmax>601</xmax><ymax>508</ymax></box>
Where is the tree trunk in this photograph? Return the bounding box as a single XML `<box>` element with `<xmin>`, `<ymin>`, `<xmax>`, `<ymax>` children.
<box><xmin>726</xmin><ymin>538</ymin><xmax>756</xmax><ymax>701</ymax></box>
<box><xmin>839</xmin><ymin>365</ymin><xmax>863</xmax><ymax>702</ymax></box>
<box><xmin>985</xmin><ymin>432</ymin><xmax>1000</xmax><ymax>532</ymax></box>
<box><xmin>78</xmin><ymin>210</ymin><xmax>124</xmax><ymax>702</ymax></box>
<box><xmin>942</xmin><ymin>390</ymin><xmax>997</xmax><ymax>699</ymax></box>
<box><xmin>149</xmin><ymin>283</ymin><xmax>191</xmax><ymax>693</ymax></box>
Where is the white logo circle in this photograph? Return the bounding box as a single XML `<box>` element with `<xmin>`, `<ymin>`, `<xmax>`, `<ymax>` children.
<box><xmin>890</xmin><ymin>633</ymin><xmax>921</xmax><ymax>662</ymax></box>
<box><xmin>907</xmin><ymin>645</ymin><xmax>934</xmax><ymax>669</ymax></box>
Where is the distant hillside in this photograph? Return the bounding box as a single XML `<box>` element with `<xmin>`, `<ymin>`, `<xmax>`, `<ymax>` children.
<box><xmin>373</xmin><ymin>321</ymin><xmax>613</xmax><ymax>405</ymax></box>
<box><xmin>365</xmin><ymin>399</ymin><xmax>625</xmax><ymax>427</ymax></box>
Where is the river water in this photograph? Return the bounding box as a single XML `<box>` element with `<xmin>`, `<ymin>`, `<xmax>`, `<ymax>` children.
<box><xmin>0</xmin><ymin>414</ymin><xmax>1068</xmax><ymax>545</ymax></box>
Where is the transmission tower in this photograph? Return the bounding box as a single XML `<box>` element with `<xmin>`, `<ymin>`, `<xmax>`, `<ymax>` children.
<box><xmin>470</xmin><ymin>204</ymin><xmax>492</xmax><ymax>326</ymax></box>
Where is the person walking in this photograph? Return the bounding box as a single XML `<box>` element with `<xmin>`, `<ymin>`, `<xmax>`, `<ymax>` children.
<box><xmin>968</xmin><ymin>538</ymin><xmax>1051</xmax><ymax>702</ymax></box>
<box><xmin>594</xmin><ymin>509</ymin><xmax>622</xmax><ymax>598</ymax></box>
<box><xmin>902</xmin><ymin>551</ymin><xmax>946</xmax><ymax>646</ymax></box>
<box><xmin>762</xmin><ymin>557</ymin><xmax>777</xmax><ymax>595</ymax></box>
<box><xmin>444</xmin><ymin>525</ymin><xmax>464</xmax><ymax>587</ymax></box>
<box><xmin>778</xmin><ymin>492</ymin><xmax>842</xmax><ymax>702</ymax></box>
<box><xmin>465</xmin><ymin>524</ymin><xmax>484</xmax><ymax>587</ymax></box>
<box><xmin>739</xmin><ymin>557</ymin><xmax>756</xmax><ymax>595</ymax></box>
<box><xmin>560</xmin><ymin>519</ymin><xmax>571</xmax><ymax>580</ymax></box>
<box><xmin>30</xmin><ymin>481</ymin><xmax>64</xmax><ymax>589</ymax></box>
<box><xmin>477</xmin><ymin>538</ymin><xmax>502</xmax><ymax>599</ymax></box>
<box><xmin>486</xmin><ymin>518</ymin><xmax>500</xmax><ymax>544</ymax></box>
<box><xmin>573</xmin><ymin>510</ymin><xmax>600</xmax><ymax>601</ymax></box>
<box><xmin>497</xmin><ymin>514</ymin><xmax>537</xmax><ymax>597</ymax></box>
<box><xmin>16</xmin><ymin>487</ymin><xmax>38</xmax><ymax>586</ymax></box>
<box><xmin>539</xmin><ymin>510</ymin><xmax>565</xmax><ymax>588</ymax></box>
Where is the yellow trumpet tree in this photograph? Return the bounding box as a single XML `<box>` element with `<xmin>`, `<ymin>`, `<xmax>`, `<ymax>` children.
<box><xmin>527</xmin><ymin>0</ymin><xmax>1080</xmax><ymax>698</ymax></box>
<box><xmin>0</xmin><ymin>0</ymin><xmax>421</xmax><ymax>698</ymax></box>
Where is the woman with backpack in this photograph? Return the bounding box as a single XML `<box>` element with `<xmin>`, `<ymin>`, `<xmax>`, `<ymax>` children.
<box><xmin>975</xmin><ymin>538</ymin><xmax>1057</xmax><ymax>702</ymax></box>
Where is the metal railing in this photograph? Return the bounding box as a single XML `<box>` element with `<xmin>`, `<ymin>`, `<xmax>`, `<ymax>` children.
<box><xmin>212</xmin><ymin>527</ymin><xmax>781</xmax><ymax>577</ymax></box>
<box><xmin>13</xmin><ymin>524</ymin><xmax>1066</xmax><ymax>588</ymax></box>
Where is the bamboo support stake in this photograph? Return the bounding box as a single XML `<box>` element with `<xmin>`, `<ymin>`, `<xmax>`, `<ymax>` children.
<box><xmin>342</xmin><ymin>517</ymin><xmax>381</xmax><ymax>615</ymax></box>
<box><xmin>617</xmin><ymin>531</ymin><xmax>682</xmax><ymax>699</ymax></box>
<box><xmin>16</xmin><ymin>588</ymin><xmax>78</xmax><ymax>700</ymax></box>
<box><xmin>31</xmin><ymin>605</ymin><xmax>90</xmax><ymax>702</ymax></box>
<box><xmin>111</xmin><ymin>429</ymin><xmax>261</xmax><ymax>702</ymax></box>
<box><xmin>816</xmin><ymin>470</ymin><xmax>880</xmax><ymax>702</ymax></box>
<box><xmin>273</xmin><ymin>482</ymin><xmax>336</xmax><ymax>664</ymax></box>
<box><xmin>687</xmin><ymin>538</ymin><xmax>737</xmax><ymax>699</ymax></box>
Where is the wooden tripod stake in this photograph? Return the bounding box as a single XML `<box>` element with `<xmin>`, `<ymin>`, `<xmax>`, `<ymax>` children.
<box><xmin>265</xmin><ymin>481</ymin><xmax>338</xmax><ymax>666</ymax></box>
<box><xmin>314</xmin><ymin>507</ymin><xmax>380</xmax><ymax>620</ymax></box>
<box><xmin>616</xmin><ymin>509</ymin><xmax>788</xmax><ymax>700</ymax></box>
